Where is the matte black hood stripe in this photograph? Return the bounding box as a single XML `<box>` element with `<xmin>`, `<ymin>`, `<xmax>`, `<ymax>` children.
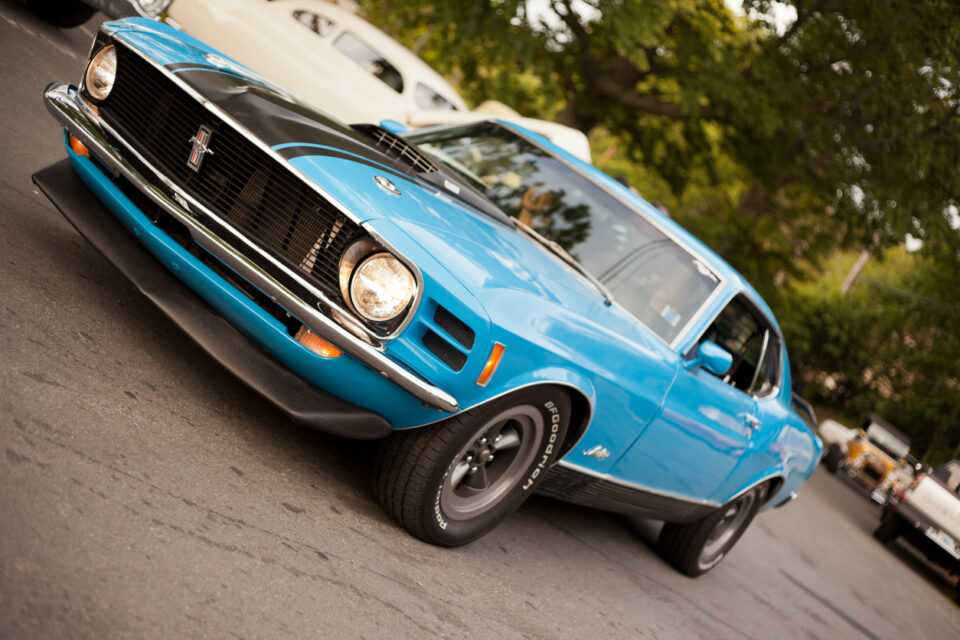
<box><xmin>161</xmin><ymin>63</ymin><xmax>413</xmax><ymax>177</ymax></box>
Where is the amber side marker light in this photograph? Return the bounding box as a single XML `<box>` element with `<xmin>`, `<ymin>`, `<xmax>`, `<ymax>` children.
<box><xmin>475</xmin><ymin>342</ymin><xmax>505</xmax><ymax>387</ymax></box>
<box><xmin>68</xmin><ymin>133</ymin><xmax>89</xmax><ymax>157</ymax></box>
<box><xmin>295</xmin><ymin>326</ymin><xmax>342</xmax><ymax>358</ymax></box>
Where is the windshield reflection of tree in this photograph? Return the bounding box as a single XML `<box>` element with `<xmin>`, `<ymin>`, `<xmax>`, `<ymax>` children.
<box><xmin>430</xmin><ymin>133</ymin><xmax>593</xmax><ymax>257</ymax></box>
<box><xmin>496</xmin><ymin>184</ymin><xmax>592</xmax><ymax>260</ymax></box>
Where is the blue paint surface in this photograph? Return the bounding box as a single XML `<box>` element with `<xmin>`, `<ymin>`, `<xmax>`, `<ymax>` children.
<box><xmin>59</xmin><ymin>18</ymin><xmax>822</xmax><ymax>508</ymax></box>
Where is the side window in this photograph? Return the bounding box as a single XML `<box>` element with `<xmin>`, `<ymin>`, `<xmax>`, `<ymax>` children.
<box><xmin>415</xmin><ymin>82</ymin><xmax>459</xmax><ymax>110</ymax></box>
<box><xmin>293</xmin><ymin>10</ymin><xmax>335</xmax><ymax>37</ymax></box>
<box><xmin>333</xmin><ymin>32</ymin><xmax>404</xmax><ymax>93</ymax></box>
<box><xmin>699</xmin><ymin>295</ymin><xmax>780</xmax><ymax>396</ymax></box>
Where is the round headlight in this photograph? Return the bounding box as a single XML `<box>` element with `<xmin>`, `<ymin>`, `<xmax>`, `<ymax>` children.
<box><xmin>349</xmin><ymin>252</ymin><xmax>416</xmax><ymax>322</ymax></box>
<box><xmin>84</xmin><ymin>45</ymin><xmax>117</xmax><ymax>102</ymax></box>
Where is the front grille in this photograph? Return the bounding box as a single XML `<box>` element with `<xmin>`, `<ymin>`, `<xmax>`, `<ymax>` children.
<box><xmin>98</xmin><ymin>44</ymin><xmax>364</xmax><ymax>297</ymax></box>
<box><xmin>862</xmin><ymin>465</ymin><xmax>884</xmax><ymax>481</ymax></box>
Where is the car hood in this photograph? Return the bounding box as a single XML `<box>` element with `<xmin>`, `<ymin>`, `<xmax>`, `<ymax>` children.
<box><xmin>106</xmin><ymin>18</ymin><xmax>669</xmax><ymax>354</ymax></box>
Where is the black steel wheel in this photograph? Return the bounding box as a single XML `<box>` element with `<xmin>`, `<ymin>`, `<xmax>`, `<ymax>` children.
<box><xmin>373</xmin><ymin>386</ymin><xmax>571</xmax><ymax>546</ymax></box>
<box><xmin>657</xmin><ymin>484</ymin><xmax>766</xmax><ymax>577</ymax></box>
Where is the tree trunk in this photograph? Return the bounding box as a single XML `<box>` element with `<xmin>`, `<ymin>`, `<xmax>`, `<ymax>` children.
<box><xmin>554</xmin><ymin>99</ymin><xmax>596</xmax><ymax>134</ymax></box>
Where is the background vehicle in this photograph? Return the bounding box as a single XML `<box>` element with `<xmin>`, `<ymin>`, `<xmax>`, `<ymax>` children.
<box><xmin>875</xmin><ymin>461</ymin><xmax>960</xmax><ymax>584</ymax></box>
<box><xmin>822</xmin><ymin>414</ymin><xmax>910</xmax><ymax>494</ymax></box>
<box><xmin>28</xmin><ymin>0</ymin><xmax>593</xmax><ymax>162</ymax></box>
<box><xmin>36</xmin><ymin>18</ymin><xmax>821</xmax><ymax>576</ymax></box>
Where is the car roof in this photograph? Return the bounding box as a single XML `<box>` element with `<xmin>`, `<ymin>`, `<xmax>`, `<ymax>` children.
<box><xmin>282</xmin><ymin>0</ymin><xmax>468</xmax><ymax>110</ymax></box>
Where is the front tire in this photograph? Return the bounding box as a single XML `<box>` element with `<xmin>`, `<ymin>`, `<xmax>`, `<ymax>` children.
<box><xmin>657</xmin><ymin>484</ymin><xmax>766</xmax><ymax>577</ymax></box>
<box><xmin>373</xmin><ymin>386</ymin><xmax>571</xmax><ymax>546</ymax></box>
<box><xmin>823</xmin><ymin>443</ymin><xmax>844</xmax><ymax>473</ymax></box>
<box><xmin>873</xmin><ymin>510</ymin><xmax>901</xmax><ymax>544</ymax></box>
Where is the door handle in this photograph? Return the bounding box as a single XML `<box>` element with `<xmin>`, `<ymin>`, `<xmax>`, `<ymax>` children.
<box><xmin>744</xmin><ymin>413</ymin><xmax>761</xmax><ymax>430</ymax></box>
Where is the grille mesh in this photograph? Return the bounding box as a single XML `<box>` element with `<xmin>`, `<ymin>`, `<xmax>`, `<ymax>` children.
<box><xmin>98</xmin><ymin>44</ymin><xmax>364</xmax><ymax>295</ymax></box>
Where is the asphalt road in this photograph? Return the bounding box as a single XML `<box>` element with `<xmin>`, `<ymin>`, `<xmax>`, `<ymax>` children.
<box><xmin>1</xmin><ymin>3</ymin><xmax>958</xmax><ymax>639</ymax></box>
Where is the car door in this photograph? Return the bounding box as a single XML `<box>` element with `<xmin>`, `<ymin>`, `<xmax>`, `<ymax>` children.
<box><xmin>610</xmin><ymin>294</ymin><xmax>773</xmax><ymax>502</ymax></box>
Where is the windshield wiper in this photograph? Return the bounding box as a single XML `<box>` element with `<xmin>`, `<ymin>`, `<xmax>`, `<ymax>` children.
<box><xmin>514</xmin><ymin>220</ymin><xmax>613</xmax><ymax>306</ymax></box>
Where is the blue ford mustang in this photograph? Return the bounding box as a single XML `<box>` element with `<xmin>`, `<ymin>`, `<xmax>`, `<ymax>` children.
<box><xmin>34</xmin><ymin>18</ymin><xmax>821</xmax><ymax>576</ymax></box>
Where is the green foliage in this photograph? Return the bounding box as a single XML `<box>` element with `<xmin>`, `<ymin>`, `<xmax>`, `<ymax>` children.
<box><xmin>358</xmin><ymin>0</ymin><xmax>960</xmax><ymax>462</ymax></box>
<box><xmin>782</xmin><ymin>248</ymin><xmax>960</xmax><ymax>463</ymax></box>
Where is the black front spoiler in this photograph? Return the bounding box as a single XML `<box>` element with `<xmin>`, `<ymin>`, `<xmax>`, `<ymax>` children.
<box><xmin>33</xmin><ymin>159</ymin><xmax>392</xmax><ymax>439</ymax></box>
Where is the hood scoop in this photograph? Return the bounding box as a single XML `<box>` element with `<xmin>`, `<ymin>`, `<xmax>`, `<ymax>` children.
<box><xmin>352</xmin><ymin>124</ymin><xmax>438</xmax><ymax>174</ymax></box>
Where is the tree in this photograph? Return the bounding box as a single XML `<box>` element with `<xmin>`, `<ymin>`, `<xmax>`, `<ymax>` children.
<box><xmin>781</xmin><ymin>247</ymin><xmax>960</xmax><ymax>464</ymax></box>
<box><xmin>362</xmin><ymin>0</ymin><xmax>960</xmax><ymax>300</ymax></box>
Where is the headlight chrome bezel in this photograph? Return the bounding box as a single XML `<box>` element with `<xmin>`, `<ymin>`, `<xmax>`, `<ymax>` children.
<box><xmin>338</xmin><ymin>239</ymin><xmax>417</xmax><ymax>328</ymax></box>
<box><xmin>83</xmin><ymin>44</ymin><xmax>117</xmax><ymax>102</ymax></box>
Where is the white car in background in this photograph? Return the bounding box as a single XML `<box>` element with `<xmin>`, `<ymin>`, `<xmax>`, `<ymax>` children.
<box><xmin>60</xmin><ymin>0</ymin><xmax>593</xmax><ymax>162</ymax></box>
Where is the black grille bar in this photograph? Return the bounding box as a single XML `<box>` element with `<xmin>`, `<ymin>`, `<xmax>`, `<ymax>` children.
<box><xmin>98</xmin><ymin>44</ymin><xmax>364</xmax><ymax>298</ymax></box>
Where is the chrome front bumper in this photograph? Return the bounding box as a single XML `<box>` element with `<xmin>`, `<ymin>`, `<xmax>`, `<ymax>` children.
<box><xmin>44</xmin><ymin>82</ymin><xmax>458</xmax><ymax>413</ymax></box>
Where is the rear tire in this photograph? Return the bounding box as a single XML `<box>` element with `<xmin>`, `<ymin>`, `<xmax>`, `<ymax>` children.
<box><xmin>823</xmin><ymin>443</ymin><xmax>844</xmax><ymax>473</ymax></box>
<box><xmin>657</xmin><ymin>484</ymin><xmax>766</xmax><ymax>577</ymax></box>
<box><xmin>373</xmin><ymin>386</ymin><xmax>570</xmax><ymax>546</ymax></box>
<box><xmin>873</xmin><ymin>510</ymin><xmax>901</xmax><ymax>544</ymax></box>
<box><xmin>24</xmin><ymin>0</ymin><xmax>97</xmax><ymax>28</ymax></box>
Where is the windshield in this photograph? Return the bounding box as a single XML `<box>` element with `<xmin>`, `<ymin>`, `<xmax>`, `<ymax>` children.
<box><xmin>866</xmin><ymin>422</ymin><xmax>910</xmax><ymax>459</ymax></box>
<box><xmin>408</xmin><ymin>123</ymin><xmax>720</xmax><ymax>343</ymax></box>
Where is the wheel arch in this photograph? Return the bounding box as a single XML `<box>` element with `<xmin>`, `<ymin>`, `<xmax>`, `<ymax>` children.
<box><xmin>475</xmin><ymin>379</ymin><xmax>594</xmax><ymax>459</ymax></box>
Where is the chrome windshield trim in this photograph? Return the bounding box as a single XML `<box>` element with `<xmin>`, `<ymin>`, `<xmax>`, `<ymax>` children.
<box><xmin>101</xmin><ymin>27</ymin><xmax>422</xmax><ymax>342</ymax></box>
<box><xmin>44</xmin><ymin>81</ymin><xmax>458</xmax><ymax>414</ymax></box>
<box><xmin>554</xmin><ymin>460</ymin><xmax>722</xmax><ymax>507</ymax></box>
<box><xmin>514</xmin><ymin>219</ymin><xmax>614</xmax><ymax>306</ymax></box>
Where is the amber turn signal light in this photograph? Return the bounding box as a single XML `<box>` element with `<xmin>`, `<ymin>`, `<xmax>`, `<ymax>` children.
<box><xmin>295</xmin><ymin>326</ymin><xmax>342</xmax><ymax>358</ymax></box>
<box><xmin>68</xmin><ymin>133</ymin><xmax>89</xmax><ymax>157</ymax></box>
<box><xmin>475</xmin><ymin>342</ymin><xmax>505</xmax><ymax>387</ymax></box>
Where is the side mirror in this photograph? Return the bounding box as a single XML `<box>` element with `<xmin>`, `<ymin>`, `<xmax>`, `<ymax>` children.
<box><xmin>379</xmin><ymin>119</ymin><xmax>409</xmax><ymax>134</ymax></box>
<box><xmin>685</xmin><ymin>340</ymin><xmax>733</xmax><ymax>376</ymax></box>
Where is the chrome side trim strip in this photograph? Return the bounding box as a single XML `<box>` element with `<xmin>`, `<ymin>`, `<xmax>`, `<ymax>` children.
<box><xmin>554</xmin><ymin>460</ymin><xmax>722</xmax><ymax>507</ymax></box>
<box><xmin>44</xmin><ymin>82</ymin><xmax>458</xmax><ymax>414</ymax></box>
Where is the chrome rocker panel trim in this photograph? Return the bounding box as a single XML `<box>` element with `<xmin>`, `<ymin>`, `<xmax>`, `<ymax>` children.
<box><xmin>43</xmin><ymin>81</ymin><xmax>458</xmax><ymax>414</ymax></box>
